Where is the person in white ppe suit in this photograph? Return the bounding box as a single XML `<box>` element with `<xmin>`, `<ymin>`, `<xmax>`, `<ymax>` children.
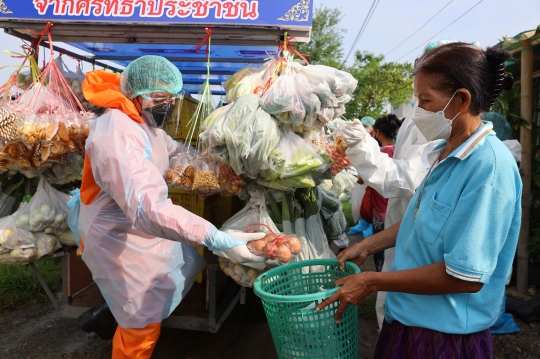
<box><xmin>339</xmin><ymin>110</ymin><xmax>440</xmax><ymax>329</ymax></box>
<box><xmin>70</xmin><ymin>55</ymin><xmax>264</xmax><ymax>359</ymax></box>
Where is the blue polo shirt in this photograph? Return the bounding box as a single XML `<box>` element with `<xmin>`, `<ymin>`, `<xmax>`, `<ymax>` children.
<box><xmin>385</xmin><ymin>122</ymin><xmax>522</xmax><ymax>334</ymax></box>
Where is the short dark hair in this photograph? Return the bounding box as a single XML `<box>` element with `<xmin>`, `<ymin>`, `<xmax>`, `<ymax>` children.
<box><xmin>373</xmin><ymin>113</ymin><xmax>402</xmax><ymax>139</ymax></box>
<box><xmin>413</xmin><ymin>43</ymin><xmax>513</xmax><ymax>116</ymax></box>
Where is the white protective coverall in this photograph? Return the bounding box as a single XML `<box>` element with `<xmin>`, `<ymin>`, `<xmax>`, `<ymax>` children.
<box><xmin>344</xmin><ymin>114</ymin><xmax>439</xmax><ymax>328</ymax></box>
<box><xmin>78</xmin><ymin>109</ymin><xmax>211</xmax><ymax>329</ymax></box>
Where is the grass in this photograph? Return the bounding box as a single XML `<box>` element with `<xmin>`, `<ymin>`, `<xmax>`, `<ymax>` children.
<box><xmin>0</xmin><ymin>258</ymin><xmax>62</xmax><ymax>314</ymax></box>
<box><xmin>357</xmin><ymin>295</ymin><xmax>377</xmax><ymax>320</ymax></box>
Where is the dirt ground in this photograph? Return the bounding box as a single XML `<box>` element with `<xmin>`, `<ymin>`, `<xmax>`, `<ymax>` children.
<box><xmin>0</xmin><ymin>255</ymin><xmax>539</xmax><ymax>359</ymax></box>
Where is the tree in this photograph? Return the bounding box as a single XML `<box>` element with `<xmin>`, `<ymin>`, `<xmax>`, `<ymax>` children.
<box><xmin>345</xmin><ymin>51</ymin><xmax>414</xmax><ymax>119</ymax></box>
<box><xmin>296</xmin><ymin>6</ymin><xmax>413</xmax><ymax>120</ymax></box>
<box><xmin>296</xmin><ymin>6</ymin><xmax>346</xmax><ymax>68</ymax></box>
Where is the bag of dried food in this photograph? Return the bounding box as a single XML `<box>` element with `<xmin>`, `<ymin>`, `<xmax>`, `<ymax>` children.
<box><xmin>191</xmin><ymin>157</ymin><xmax>220</xmax><ymax>194</ymax></box>
<box><xmin>165</xmin><ymin>152</ymin><xmax>195</xmax><ymax>191</ymax></box>
<box><xmin>218</xmin><ymin>163</ymin><xmax>245</xmax><ymax>196</ymax></box>
<box><xmin>10</xmin><ymin>46</ymin><xmax>93</xmax><ymax>163</ymax></box>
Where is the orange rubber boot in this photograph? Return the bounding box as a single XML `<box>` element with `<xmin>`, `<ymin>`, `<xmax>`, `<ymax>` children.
<box><xmin>111</xmin><ymin>323</ymin><xmax>161</xmax><ymax>359</ymax></box>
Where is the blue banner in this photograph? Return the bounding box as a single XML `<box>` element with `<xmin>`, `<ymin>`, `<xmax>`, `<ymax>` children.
<box><xmin>0</xmin><ymin>0</ymin><xmax>312</xmax><ymax>28</ymax></box>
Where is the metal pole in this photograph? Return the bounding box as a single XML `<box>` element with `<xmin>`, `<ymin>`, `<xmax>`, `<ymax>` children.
<box><xmin>517</xmin><ymin>40</ymin><xmax>533</xmax><ymax>294</ymax></box>
<box><xmin>28</xmin><ymin>262</ymin><xmax>63</xmax><ymax>317</ymax></box>
<box><xmin>240</xmin><ymin>286</ymin><xmax>246</xmax><ymax>305</ymax></box>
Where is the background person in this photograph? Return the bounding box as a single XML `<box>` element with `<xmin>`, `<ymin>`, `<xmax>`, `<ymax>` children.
<box><xmin>366</xmin><ymin>114</ymin><xmax>402</xmax><ymax>272</ymax></box>
<box><xmin>361</xmin><ymin>116</ymin><xmax>376</xmax><ymax>137</ymax></box>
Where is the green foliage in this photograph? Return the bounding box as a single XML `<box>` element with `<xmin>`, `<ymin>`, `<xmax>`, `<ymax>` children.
<box><xmin>0</xmin><ymin>259</ymin><xmax>62</xmax><ymax>314</ymax></box>
<box><xmin>357</xmin><ymin>295</ymin><xmax>376</xmax><ymax>320</ymax></box>
<box><xmin>495</xmin><ymin>82</ymin><xmax>540</xmax><ymax>264</ymax></box>
<box><xmin>345</xmin><ymin>52</ymin><xmax>414</xmax><ymax>120</ymax></box>
<box><xmin>494</xmin><ymin>85</ymin><xmax>531</xmax><ymax>137</ymax></box>
<box><xmin>296</xmin><ymin>6</ymin><xmax>346</xmax><ymax>68</ymax></box>
<box><xmin>296</xmin><ymin>6</ymin><xmax>413</xmax><ymax>120</ymax></box>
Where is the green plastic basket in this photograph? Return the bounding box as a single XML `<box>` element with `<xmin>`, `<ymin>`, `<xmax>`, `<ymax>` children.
<box><xmin>253</xmin><ymin>259</ymin><xmax>360</xmax><ymax>359</ymax></box>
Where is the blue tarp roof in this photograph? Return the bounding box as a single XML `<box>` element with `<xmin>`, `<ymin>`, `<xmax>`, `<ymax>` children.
<box><xmin>66</xmin><ymin>42</ymin><xmax>277</xmax><ymax>94</ymax></box>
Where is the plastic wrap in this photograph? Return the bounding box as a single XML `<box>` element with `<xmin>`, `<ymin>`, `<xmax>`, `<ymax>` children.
<box><xmin>300</xmin><ymin>64</ymin><xmax>358</xmax><ymax>97</ymax></box>
<box><xmin>191</xmin><ymin>158</ymin><xmax>220</xmax><ymax>192</ymax></box>
<box><xmin>260</xmin><ymin>66</ymin><xmax>305</xmax><ymax>126</ymax></box>
<box><xmin>225</xmin><ymin>62</ymin><xmax>272</xmax><ymax>103</ymax></box>
<box><xmin>241</xmin><ymin>108</ymin><xmax>281</xmax><ymax>179</ymax></box>
<box><xmin>223</xmin><ymin>67</ymin><xmax>258</xmax><ymax>96</ymax></box>
<box><xmin>200</xmin><ymin>104</ymin><xmax>233</xmax><ymax>136</ymax></box>
<box><xmin>222</xmin><ymin>94</ymin><xmax>260</xmax><ymax>175</ymax></box>
<box><xmin>217</xmin><ymin>164</ymin><xmax>245</xmax><ymax>196</ymax></box>
<box><xmin>245</xmin><ymin>226</ymin><xmax>301</xmax><ymax>263</ymax></box>
<box><xmin>220</xmin><ymin>190</ymin><xmax>279</xmax><ymax>235</ymax></box>
<box><xmin>319</xmin><ymin>188</ymin><xmax>341</xmax><ymax>219</ymax></box>
<box><xmin>14</xmin><ymin>177</ymin><xmax>70</xmax><ymax>235</ymax></box>
<box><xmin>78</xmin><ymin>107</ymin><xmax>211</xmax><ymax>328</ymax></box>
<box><xmin>0</xmin><ymin>215</ymin><xmax>35</xmax><ymax>250</ymax></box>
<box><xmin>165</xmin><ymin>153</ymin><xmax>195</xmax><ymax>190</ymax></box>
<box><xmin>42</xmin><ymin>153</ymin><xmax>84</xmax><ymax>185</ymax></box>
<box><xmin>331</xmin><ymin>172</ymin><xmax>357</xmax><ymax>202</ymax></box>
<box><xmin>10</xmin><ymin>57</ymin><xmax>93</xmax><ymax>158</ymax></box>
<box><xmin>34</xmin><ymin>232</ymin><xmax>61</xmax><ymax>259</ymax></box>
<box><xmin>218</xmin><ymin>256</ymin><xmax>264</xmax><ymax>287</ymax></box>
<box><xmin>263</xmin><ymin>128</ymin><xmax>325</xmax><ymax>181</ymax></box>
<box><xmin>296</xmin><ymin>73</ymin><xmax>322</xmax><ymax>129</ymax></box>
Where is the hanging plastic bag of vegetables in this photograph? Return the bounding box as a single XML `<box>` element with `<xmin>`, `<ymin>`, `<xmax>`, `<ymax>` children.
<box><xmin>262</xmin><ymin>127</ymin><xmax>326</xmax><ymax>181</ymax></box>
<box><xmin>240</xmin><ymin>108</ymin><xmax>281</xmax><ymax>179</ymax></box>
<box><xmin>222</xmin><ymin>94</ymin><xmax>260</xmax><ymax>175</ymax></box>
<box><xmin>225</xmin><ymin>61</ymin><xmax>273</xmax><ymax>103</ymax></box>
<box><xmin>13</xmin><ymin>176</ymin><xmax>70</xmax><ymax>235</ymax></box>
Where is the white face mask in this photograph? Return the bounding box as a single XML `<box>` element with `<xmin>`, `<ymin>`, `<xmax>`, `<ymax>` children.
<box><xmin>412</xmin><ymin>91</ymin><xmax>460</xmax><ymax>141</ymax></box>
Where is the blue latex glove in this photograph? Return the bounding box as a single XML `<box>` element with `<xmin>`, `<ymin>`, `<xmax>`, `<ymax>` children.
<box><xmin>205</xmin><ymin>226</ymin><xmax>243</xmax><ymax>251</ymax></box>
<box><xmin>67</xmin><ymin>189</ymin><xmax>81</xmax><ymax>248</ymax></box>
<box><xmin>205</xmin><ymin>227</ymin><xmax>266</xmax><ymax>264</ymax></box>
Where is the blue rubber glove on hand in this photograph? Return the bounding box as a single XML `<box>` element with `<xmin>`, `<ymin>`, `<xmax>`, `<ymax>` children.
<box><xmin>206</xmin><ymin>227</ymin><xmax>266</xmax><ymax>264</ymax></box>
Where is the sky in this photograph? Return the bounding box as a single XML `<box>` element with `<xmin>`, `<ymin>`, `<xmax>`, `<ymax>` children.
<box><xmin>320</xmin><ymin>0</ymin><xmax>540</xmax><ymax>66</ymax></box>
<box><xmin>0</xmin><ymin>0</ymin><xmax>538</xmax><ymax>85</ymax></box>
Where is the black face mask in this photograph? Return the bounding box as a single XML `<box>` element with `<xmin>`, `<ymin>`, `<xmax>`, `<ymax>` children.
<box><xmin>373</xmin><ymin>131</ymin><xmax>382</xmax><ymax>147</ymax></box>
<box><xmin>146</xmin><ymin>102</ymin><xmax>174</xmax><ymax>128</ymax></box>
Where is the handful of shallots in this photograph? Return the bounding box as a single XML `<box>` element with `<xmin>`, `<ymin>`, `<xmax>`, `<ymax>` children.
<box><xmin>246</xmin><ymin>232</ymin><xmax>301</xmax><ymax>263</ymax></box>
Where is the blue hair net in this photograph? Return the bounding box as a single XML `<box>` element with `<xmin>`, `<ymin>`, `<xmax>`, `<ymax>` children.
<box><xmin>120</xmin><ymin>55</ymin><xmax>183</xmax><ymax>99</ymax></box>
<box><xmin>424</xmin><ymin>39</ymin><xmax>481</xmax><ymax>53</ymax></box>
<box><xmin>361</xmin><ymin>116</ymin><xmax>375</xmax><ymax>126</ymax></box>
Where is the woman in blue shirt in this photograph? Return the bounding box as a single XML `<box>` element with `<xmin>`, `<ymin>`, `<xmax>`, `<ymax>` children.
<box><xmin>317</xmin><ymin>43</ymin><xmax>521</xmax><ymax>358</ymax></box>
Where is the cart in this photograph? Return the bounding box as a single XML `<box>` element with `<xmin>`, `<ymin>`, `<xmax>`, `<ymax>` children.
<box><xmin>0</xmin><ymin>0</ymin><xmax>313</xmax><ymax>332</ymax></box>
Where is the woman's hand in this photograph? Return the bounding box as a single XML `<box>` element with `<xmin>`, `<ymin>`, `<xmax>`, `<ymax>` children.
<box><xmin>316</xmin><ymin>272</ymin><xmax>374</xmax><ymax>323</ymax></box>
<box><xmin>337</xmin><ymin>242</ymin><xmax>370</xmax><ymax>270</ymax></box>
